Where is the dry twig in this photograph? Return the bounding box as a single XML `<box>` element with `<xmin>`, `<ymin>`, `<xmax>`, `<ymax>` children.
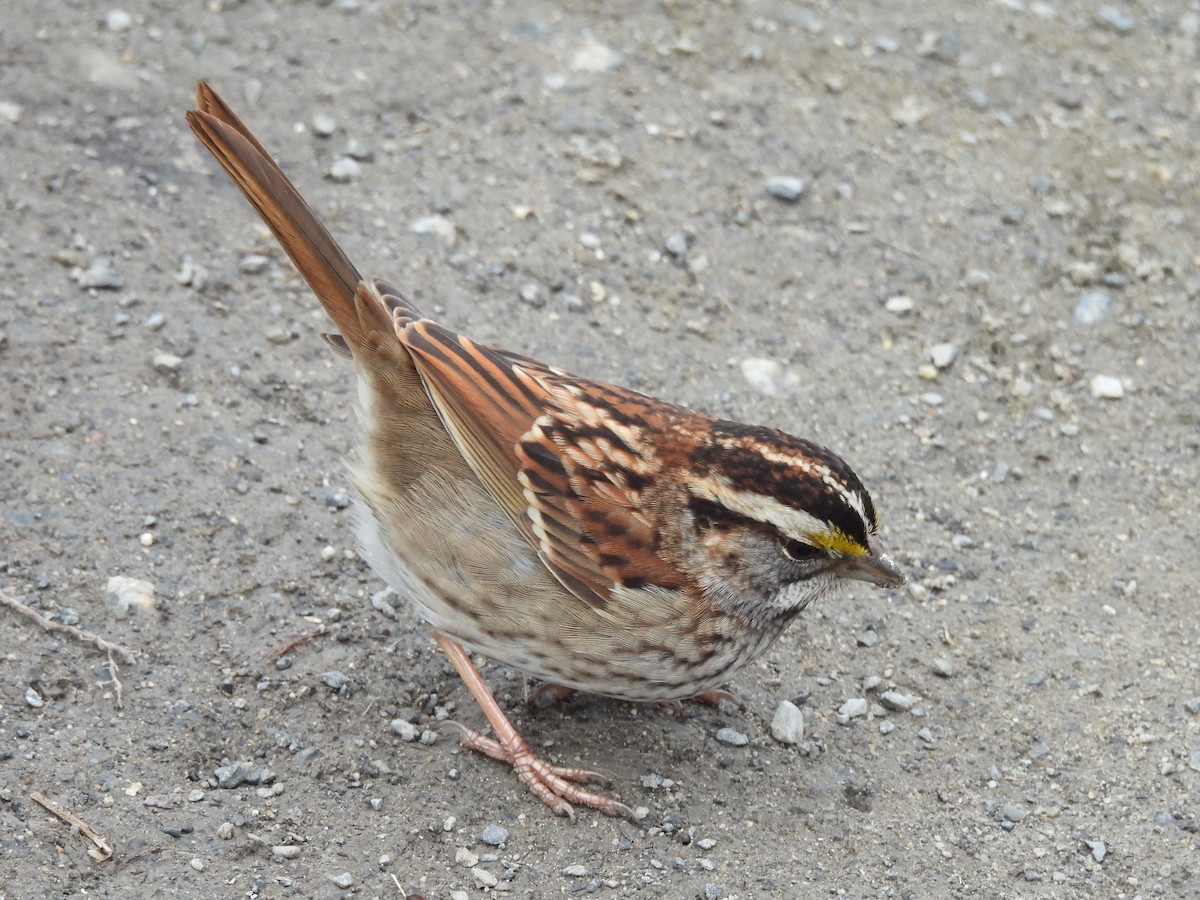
<box><xmin>0</xmin><ymin>588</ymin><xmax>137</xmax><ymax>664</ymax></box>
<box><xmin>31</xmin><ymin>791</ymin><xmax>114</xmax><ymax>863</ymax></box>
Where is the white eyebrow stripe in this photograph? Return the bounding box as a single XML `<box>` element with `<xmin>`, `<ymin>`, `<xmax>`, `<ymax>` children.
<box><xmin>689</xmin><ymin>476</ymin><xmax>827</xmax><ymax>538</ymax></box>
<box><xmin>719</xmin><ymin>440</ymin><xmax>871</xmax><ymax>532</ymax></box>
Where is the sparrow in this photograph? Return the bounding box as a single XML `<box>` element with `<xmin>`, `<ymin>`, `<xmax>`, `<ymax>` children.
<box><xmin>186</xmin><ymin>82</ymin><xmax>904</xmax><ymax>818</ymax></box>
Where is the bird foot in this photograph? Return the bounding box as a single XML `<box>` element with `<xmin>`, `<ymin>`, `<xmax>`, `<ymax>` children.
<box><xmin>439</xmin><ymin>721</ymin><xmax>633</xmax><ymax>819</ymax></box>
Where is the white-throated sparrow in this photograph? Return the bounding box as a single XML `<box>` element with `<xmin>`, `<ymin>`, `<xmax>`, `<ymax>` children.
<box><xmin>187</xmin><ymin>82</ymin><xmax>904</xmax><ymax>819</ymax></box>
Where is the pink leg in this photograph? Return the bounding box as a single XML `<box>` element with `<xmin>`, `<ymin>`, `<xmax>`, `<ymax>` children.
<box><xmin>433</xmin><ymin>633</ymin><xmax>633</xmax><ymax>819</ymax></box>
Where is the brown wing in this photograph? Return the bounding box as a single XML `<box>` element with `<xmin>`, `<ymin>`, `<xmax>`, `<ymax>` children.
<box><xmin>398</xmin><ymin>319</ymin><xmax>686</xmax><ymax>607</ymax></box>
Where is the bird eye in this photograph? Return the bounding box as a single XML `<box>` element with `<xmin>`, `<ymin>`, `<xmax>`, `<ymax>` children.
<box><xmin>781</xmin><ymin>538</ymin><xmax>823</xmax><ymax>562</ymax></box>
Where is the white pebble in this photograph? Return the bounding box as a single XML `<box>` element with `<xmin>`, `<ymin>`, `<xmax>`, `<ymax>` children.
<box><xmin>105</xmin><ymin>575</ymin><xmax>156</xmax><ymax>618</ymax></box>
<box><xmin>740</xmin><ymin>358</ymin><xmax>781</xmax><ymax>396</ymax></box>
<box><xmin>410</xmin><ymin>214</ymin><xmax>456</xmax><ymax>247</ymax></box>
<box><xmin>765</xmin><ymin>176</ymin><xmax>806</xmax><ymax>201</ymax></box>
<box><xmin>152</xmin><ymin>352</ymin><xmax>183</xmax><ymax>374</ymax></box>
<box><xmin>770</xmin><ymin>700</ymin><xmax>805</xmax><ymax>745</ymax></box>
<box><xmin>327</xmin><ymin>157</ymin><xmax>360</xmax><ymax>183</ymax></box>
<box><xmin>885</xmin><ymin>295</ymin><xmax>914</xmax><ymax>314</ymax></box>
<box><xmin>320</xmin><ymin>545</ymin><xmax>337</xmax><ymax>561</ymax></box>
<box><xmin>105</xmin><ymin>9</ymin><xmax>133</xmax><ymax>32</ymax></box>
<box><xmin>139</xmin><ymin>532</ymin><xmax>154</xmax><ymax>547</ymax></box>
<box><xmin>1090</xmin><ymin>375</ymin><xmax>1124</xmax><ymax>399</ymax></box>
<box><xmin>930</xmin><ymin>343</ymin><xmax>958</xmax><ymax>368</ymax></box>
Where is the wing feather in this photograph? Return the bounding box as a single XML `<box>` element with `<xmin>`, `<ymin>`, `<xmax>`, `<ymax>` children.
<box><xmin>398</xmin><ymin>318</ymin><xmax>688</xmax><ymax>608</ymax></box>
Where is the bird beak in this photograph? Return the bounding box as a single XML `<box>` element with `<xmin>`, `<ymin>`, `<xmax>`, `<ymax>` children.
<box><xmin>836</xmin><ymin>544</ymin><xmax>905</xmax><ymax>588</ymax></box>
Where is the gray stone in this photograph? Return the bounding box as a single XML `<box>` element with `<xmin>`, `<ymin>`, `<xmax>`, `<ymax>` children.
<box><xmin>479</xmin><ymin>825</ymin><xmax>509</xmax><ymax>846</ymax></box>
<box><xmin>327</xmin><ymin>157</ymin><xmax>361</xmax><ymax>183</ymax></box>
<box><xmin>78</xmin><ymin>256</ymin><xmax>124</xmax><ymax>290</ymax></box>
<box><xmin>770</xmin><ymin>700</ymin><xmax>804</xmax><ymax>745</ymax></box>
<box><xmin>715</xmin><ymin>727</ymin><xmax>749</xmax><ymax>746</ymax></box>
<box><xmin>390</xmin><ymin>718</ymin><xmax>419</xmax><ymax>742</ymax></box>
<box><xmin>880</xmin><ymin>690</ymin><xmax>915</xmax><ymax>712</ymax></box>
<box><xmin>838</xmin><ymin>697</ymin><xmax>868</xmax><ymax>721</ymax></box>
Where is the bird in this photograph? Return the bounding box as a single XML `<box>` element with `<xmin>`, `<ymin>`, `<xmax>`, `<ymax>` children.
<box><xmin>186</xmin><ymin>82</ymin><xmax>904</xmax><ymax>819</ymax></box>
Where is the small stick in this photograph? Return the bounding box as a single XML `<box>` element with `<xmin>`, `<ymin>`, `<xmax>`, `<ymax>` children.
<box><xmin>100</xmin><ymin>649</ymin><xmax>125</xmax><ymax>709</ymax></box>
<box><xmin>268</xmin><ymin>625</ymin><xmax>327</xmax><ymax>660</ymax></box>
<box><xmin>0</xmin><ymin>588</ymin><xmax>137</xmax><ymax>664</ymax></box>
<box><xmin>31</xmin><ymin>791</ymin><xmax>114</xmax><ymax>863</ymax></box>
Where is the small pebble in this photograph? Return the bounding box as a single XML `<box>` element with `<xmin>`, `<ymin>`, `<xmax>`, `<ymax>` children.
<box><xmin>78</xmin><ymin>256</ymin><xmax>125</xmax><ymax>290</ymax></box>
<box><xmin>311</xmin><ymin>113</ymin><xmax>337</xmax><ymax>137</ymax></box>
<box><xmin>318</xmin><ymin>671</ymin><xmax>351</xmax><ymax>691</ymax></box>
<box><xmin>765</xmin><ymin>176</ymin><xmax>806</xmax><ymax>201</ymax></box>
<box><xmin>930</xmin><ymin>658</ymin><xmax>955</xmax><ymax>678</ymax></box>
<box><xmin>1002</xmin><ymin>802</ymin><xmax>1029</xmax><ymax>823</ymax></box>
<box><xmin>930</xmin><ymin>343</ymin><xmax>958</xmax><ymax>368</ymax></box>
<box><xmin>479</xmin><ymin>825</ymin><xmax>509</xmax><ymax>846</ymax></box>
<box><xmin>1084</xmin><ymin>839</ymin><xmax>1107</xmax><ymax>863</ymax></box>
<box><xmin>345</xmin><ymin>139</ymin><xmax>374</xmax><ymax>161</ymax></box>
<box><xmin>1090</xmin><ymin>375</ymin><xmax>1125</xmax><ymax>399</ymax></box>
<box><xmin>238</xmin><ymin>254</ymin><xmax>270</xmax><ymax>275</ymax></box>
<box><xmin>25</xmin><ymin>687</ymin><xmax>44</xmax><ymax>708</ymax></box>
<box><xmin>456</xmin><ymin>847</ymin><xmax>479</xmax><ymax>867</ymax></box>
<box><xmin>664</xmin><ymin>231</ymin><xmax>689</xmax><ymax>261</ymax></box>
<box><xmin>151</xmin><ymin>355</ymin><xmax>185</xmax><ymax>380</ymax></box>
<box><xmin>740</xmin><ymin>358</ymin><xmax>782</xmax><ymax>396</ymax></box>
<box><xmin>838</xmin><ymin>697</ymin><xmax>868</xmax><ymax>721</ymax></box>
<box><xmin>190</xmin><ymin>858</ymin><xmax>204</xmax><ymax>872</ymax></box>
<box><xmin>518</xmin><ymin>282</ymin><xmax>544</xmax><ymax>308</ymax></box>
<box><xmin>327</xmin><ymin>157</ymin><xmax>360</xmax><ymax>183</ymax></box>
<box><xmin>272</xmin><ymin>845</ymin><xmax>301</xmax><ymax>859</ymax></box>
<box><xmin>885</xmin><ymin>295</ymin><xmax>914</xmax><ymax>314</ymax></box>
<box><xmin>410</xmin><ymin>214</ymin><xmax>456</xmax><ymax>246</ymax></box>
<box><xmin>1096</xmin><ymin>7</ymin><xmax>1134</xmax><ymax>32</ymax></box>
<box><xmin>880</xmin><ymin>690</ymin><xmax>914</xmax><ymax>712</ymax></box>
<box><xmin>770</xmin><ymin>700</ymin><xmax>804</xmax><ymax>745</ymax></box>
<box><xmin>856</xmin><ymin>629</ymin><xmax>879</xmax><ymax>647</ymax></box>
<box><xmin>105</xmin><ymin>575</ymin><xmax>156</xmax><ymax>618</ymax></box>
<box><xmin>390</xmin><ymin>718</ymin><xmax>420</xmax><ymax>742</ymax></box>
<box><xmin>1072</xmin><ymin>290</ymin><xmax>1112</xmax><ymax>326</ymax></box>
<box><xmin>104</xmin><ymin>9</ymin><xmax>133</xmax><ymax>32</ymax></box>
<box><xmin>330</xmin><ymin>872</ymin><xmax>353</xmax><ymax>889</ymax></box>
<box><xmin>562</xmin><ymin>864</ymin><xmax>589</xmax><ymax>877</ymax></box>
<box><xmin>473</xmin><ymin>868</ymin><xmax>498</xmax><ymax>888</ymax></box>
<box><xmin>715</xmin><ymin>727</ymin><xmax>749</xmax><ymax>746</ymax></box>
<box><xmin>879</xmin><ymin>720</ymin><xmax>895</xmax><ymax>735</ymax></box>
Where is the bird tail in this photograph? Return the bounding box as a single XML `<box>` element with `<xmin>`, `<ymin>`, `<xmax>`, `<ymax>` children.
<box><xmin>186</xmin><ymin>81</ymin><xmax>396</xmax><ymax>353</ymax></box>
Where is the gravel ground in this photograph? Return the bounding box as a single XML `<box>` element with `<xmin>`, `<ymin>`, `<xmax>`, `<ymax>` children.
<box><xmin>3</xmin><ymin>1</ymin><xmax>1199</xmax><ymax>898</ymax></box>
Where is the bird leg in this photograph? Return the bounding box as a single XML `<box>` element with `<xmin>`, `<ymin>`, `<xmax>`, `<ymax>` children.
<box><xmin>432</xmin><ymin>633</ymin><xmax>633</xmax><ymax>819</ymax></box>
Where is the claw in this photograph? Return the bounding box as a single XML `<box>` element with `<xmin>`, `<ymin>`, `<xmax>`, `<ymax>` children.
<box><xmin>431</xmin><ymin>634</ymin><xmax>633</xmax><ymax>819</ymax></box>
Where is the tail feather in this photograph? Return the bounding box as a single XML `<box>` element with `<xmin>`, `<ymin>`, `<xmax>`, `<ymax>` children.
<box><xmin>186</xmin><ymin>81</ymin><xmax>390</xmax><ymax>351</ymax></box>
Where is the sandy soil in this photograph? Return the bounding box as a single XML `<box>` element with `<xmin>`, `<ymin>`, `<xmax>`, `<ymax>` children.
<box><xmin>2</xmin><ymin>1</ymin><xmax>1198</xmax><ymax>897</ymax></box>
